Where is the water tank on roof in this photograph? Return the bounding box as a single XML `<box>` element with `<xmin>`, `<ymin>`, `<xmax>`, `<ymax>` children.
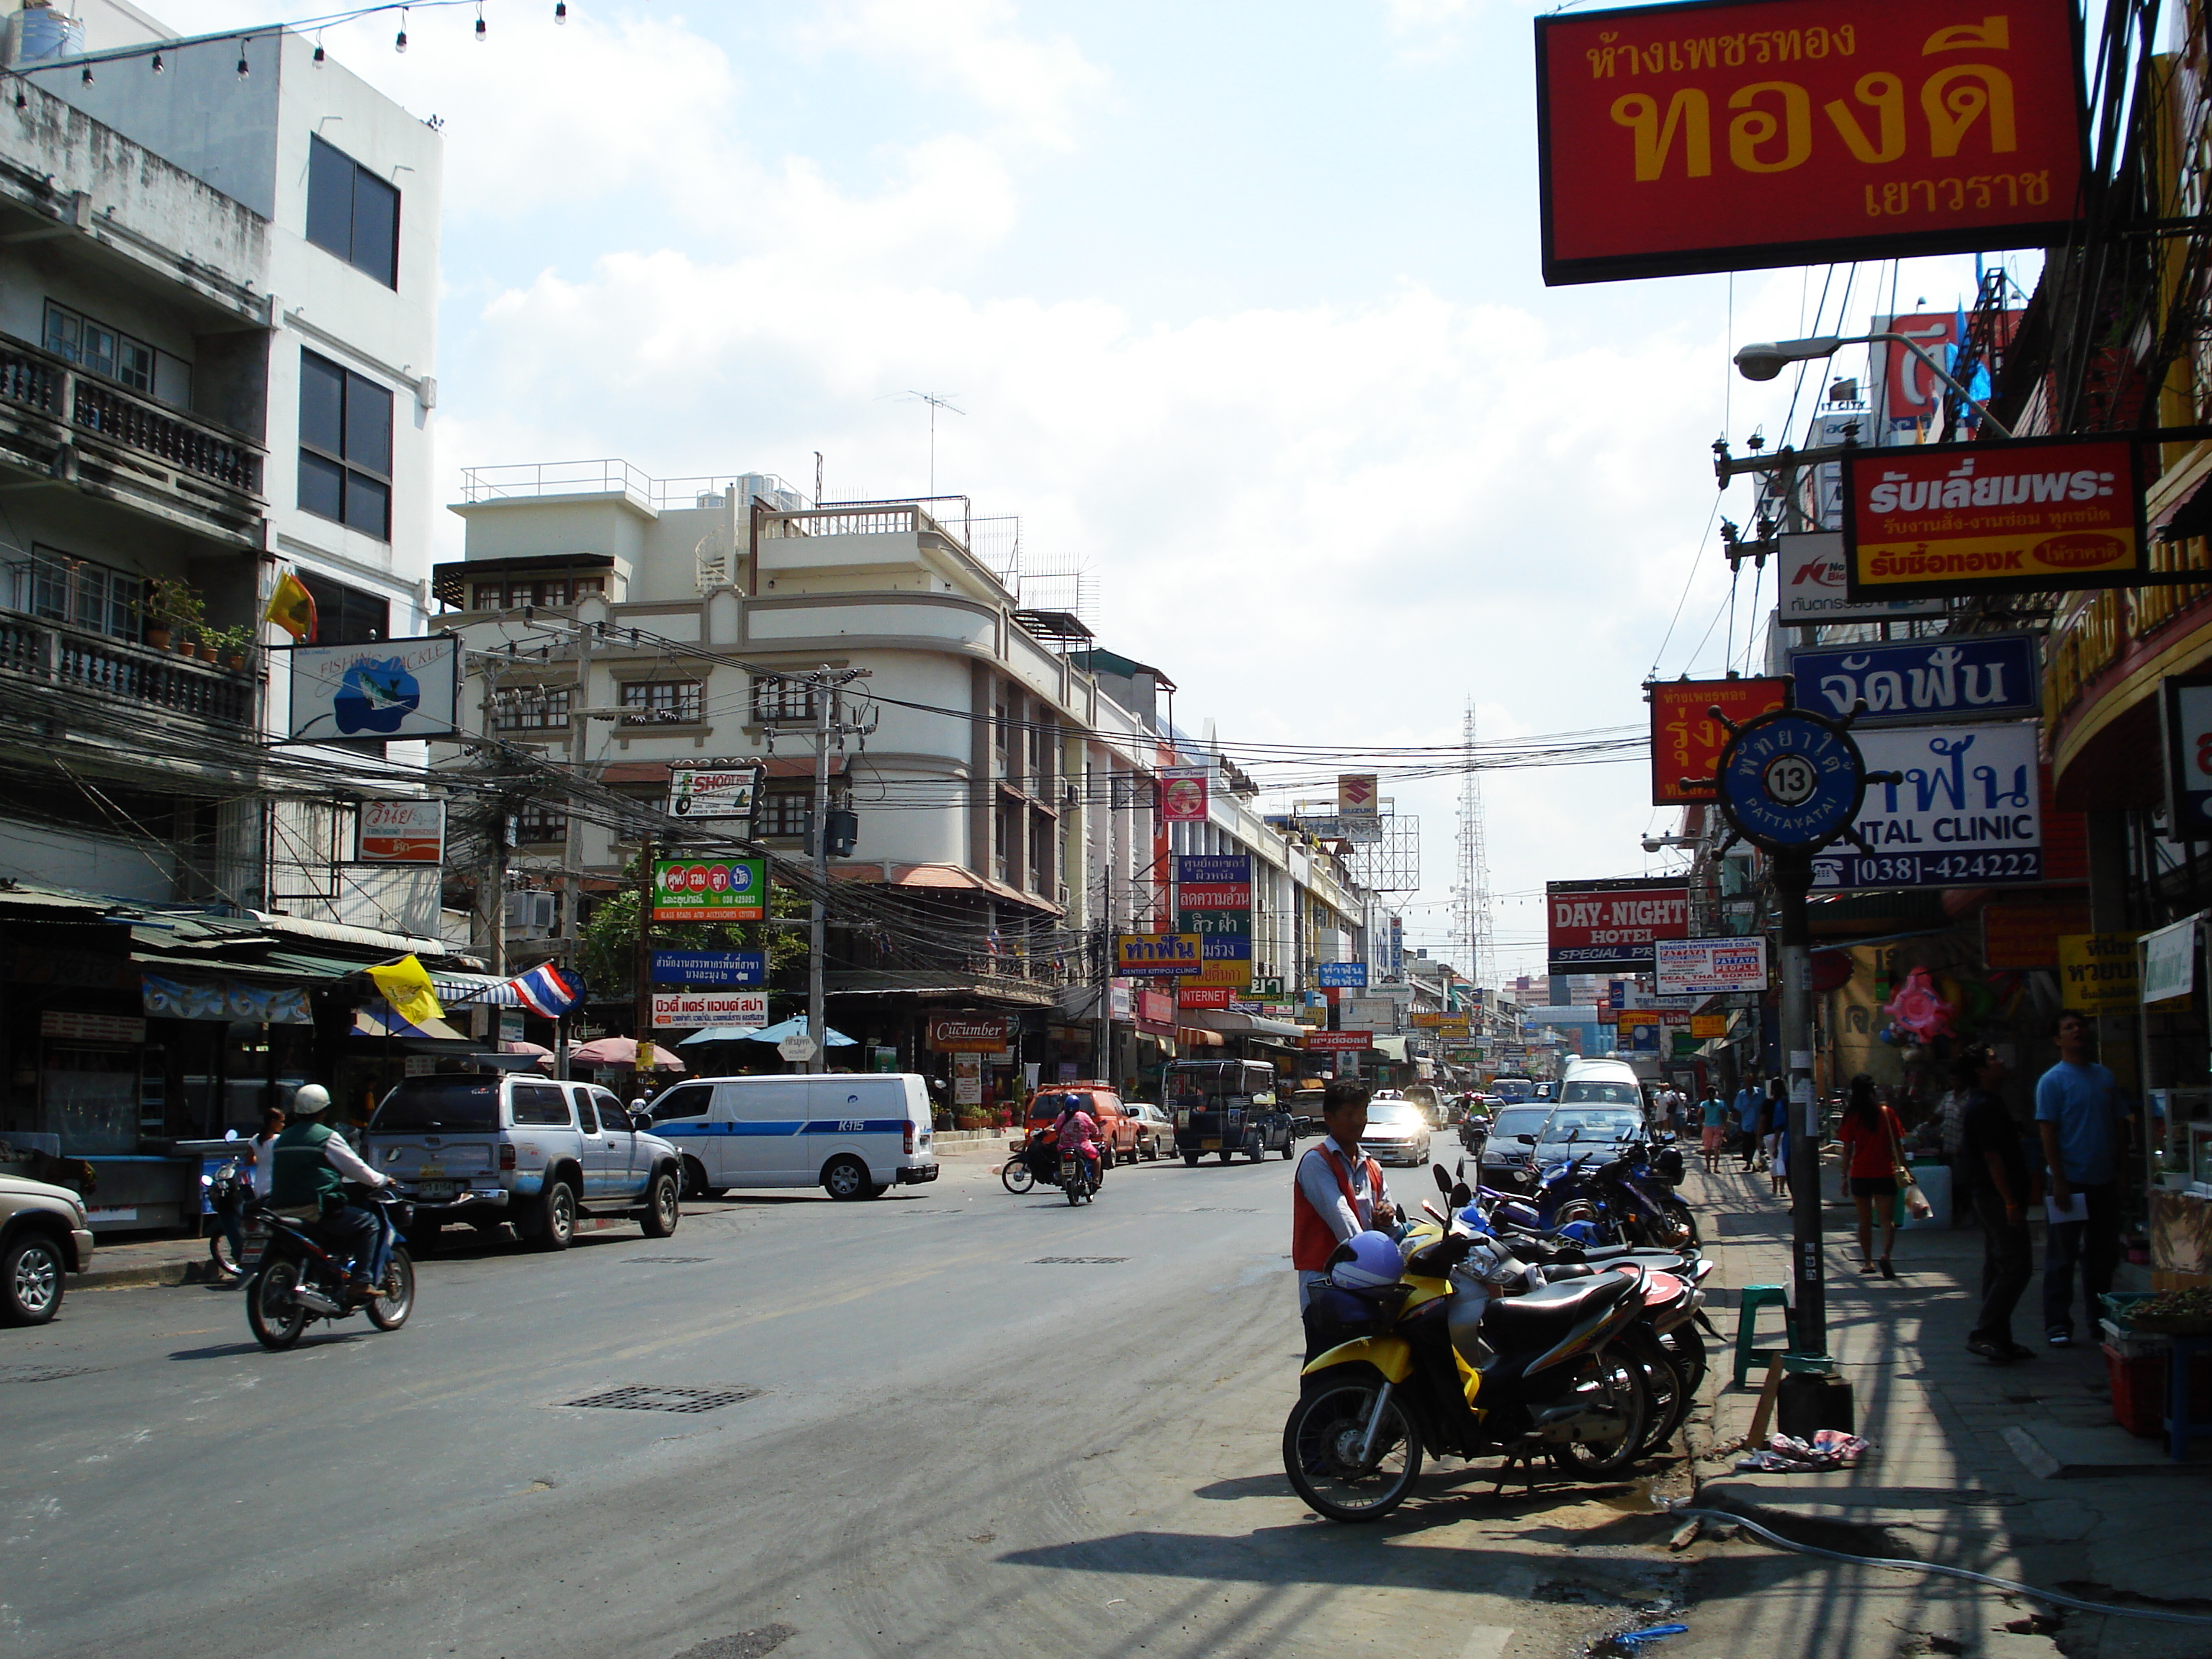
<box><xmin>4</xmin><ymin>4</ymin><xmax>86</xmax><ymax>68</ymax></box>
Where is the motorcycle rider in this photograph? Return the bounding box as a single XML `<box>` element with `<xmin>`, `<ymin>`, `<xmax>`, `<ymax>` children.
<box><xmin>267</xmin><ymin>1083</ymin><xmax>394</xmax><ymax>1297</ymax></box>
<box><xmin>1051</xmin><ymin>1092</ymin><xmax>1102</xmax><ymax>1191</ymax></box>
<box><xmin>1292</xmin><ymin>1082</ymin><xmax>1400</xmax><ymax>1313</ymax></box>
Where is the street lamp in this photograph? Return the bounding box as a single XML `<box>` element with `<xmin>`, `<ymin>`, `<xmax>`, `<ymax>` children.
<box><xmin>1732</xmin><ymin>333</ymin><xmax>2014</xmax><ymax>439</ymax></box>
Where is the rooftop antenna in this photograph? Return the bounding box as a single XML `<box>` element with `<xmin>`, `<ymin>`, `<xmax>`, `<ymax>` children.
<box><xmin>899</xmin><ymin>391</ymin><xmax>963</xmax><ymax>495</ymax></box>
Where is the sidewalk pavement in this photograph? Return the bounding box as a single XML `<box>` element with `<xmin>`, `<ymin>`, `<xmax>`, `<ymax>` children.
<box><xmin>1678</xmin><ymin>1155</ymin><xmax>2211</xmax><ymax>1653</ymax></box>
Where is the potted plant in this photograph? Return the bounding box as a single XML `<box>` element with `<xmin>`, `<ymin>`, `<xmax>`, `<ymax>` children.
<box><xmin>208</xmin><ymin>623</ymin><xmax>255</xmax><ymax>672</ymax></box>
<box><xmin>145</xmin><ymin>577</ymin><xmax>205</xmax><ymax>653</ymax></box>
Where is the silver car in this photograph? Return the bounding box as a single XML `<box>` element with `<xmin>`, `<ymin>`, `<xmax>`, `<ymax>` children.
<box><xmin>1124</xmin><ymin>1103</ymin><xmax>1176</xmax><ymax>1160</ymax></box>
<box><xmin>1358</xmin><ymin>1101</ymin><xmax>1434</xmax><ymax>1168</ymax></box>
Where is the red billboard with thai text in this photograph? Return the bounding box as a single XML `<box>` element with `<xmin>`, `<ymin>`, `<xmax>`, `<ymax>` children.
<box><xmin>1650</xmin><ymin>677</ymin><xmax>1789</xmax><ymax>805</ymax></box>
<box><xmin>1841</xmin><ymin>433</ymin><xmax>2149</xmax><ymax>601</ymax></box>
<box><xmin>1536</xmin><ymin>0</ymin><xmax>2085</xmax><ymax>284</ymax></box>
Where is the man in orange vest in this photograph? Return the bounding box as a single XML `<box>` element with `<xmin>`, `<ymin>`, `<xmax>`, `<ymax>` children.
<box><xmin>1292</xmin><ymin>1082</ymin><xmax>1399</xmax><ymax>1311</ymax></box>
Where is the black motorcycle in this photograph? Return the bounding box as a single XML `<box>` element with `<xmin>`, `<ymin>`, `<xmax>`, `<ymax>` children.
<box><xmin>243</xmin><ymin>1187</ymin><xmax>415</xmax><ymax>1351</ymax></box>
<box><xmin>202</xmin><ymin>1154</ymin><xmax>253</xmax><ymax>1279</ymax></box>
<box><xmin>1058</xmin><ymin>1144</ymin><xmax>1102</xmax><ymax>1205</ymax></box>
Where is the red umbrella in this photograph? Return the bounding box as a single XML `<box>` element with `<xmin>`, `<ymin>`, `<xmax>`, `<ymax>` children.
<box><xmin>570</xmin><ymin>1036</ymin><xmax>686</xmax><ymax>1071</ymax></box>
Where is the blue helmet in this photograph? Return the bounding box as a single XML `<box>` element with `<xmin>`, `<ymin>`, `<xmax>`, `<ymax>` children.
<box><xmin>1328</xmin><ymin>1229</ymin><xmax>1405</xmax><ymax>1290</ymax></box>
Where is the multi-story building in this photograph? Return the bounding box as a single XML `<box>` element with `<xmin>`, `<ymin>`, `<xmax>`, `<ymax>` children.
<box><xmin>0</xmin><ymin>10</ymin><xmax>452</xmax><ymax>1220</ymax></box>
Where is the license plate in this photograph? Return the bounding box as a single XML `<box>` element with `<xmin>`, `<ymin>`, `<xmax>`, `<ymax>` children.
<box><xmin>416</xmin><ymin>1181</ymin><xmax>456</xmax><ymax>1200</ymax></box>
<box><xmin>1200</xmin><ymin>1139</ymin><xmax>1220</xmax><ymax>1149</ymax></box>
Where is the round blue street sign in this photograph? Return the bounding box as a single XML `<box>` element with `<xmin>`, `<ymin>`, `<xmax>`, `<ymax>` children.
<box><xmin>1716</xmin><ymin>707</ymin><xmax>1866</xmax><ymax>852</ymax></box>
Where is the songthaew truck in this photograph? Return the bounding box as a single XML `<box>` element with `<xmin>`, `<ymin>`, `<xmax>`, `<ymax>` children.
<box><xmin>1166</xmin><ymin>1058</ymin><xmax>1292</xmax><ymax>1164</ymax></box>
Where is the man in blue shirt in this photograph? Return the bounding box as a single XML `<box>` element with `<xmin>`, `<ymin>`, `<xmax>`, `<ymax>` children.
<box><xmin>2035</xmin><ymin>1012</ymin><xmax>2131</xmax><ymax>1346</ymax></box>
<box><xmin>1735</xmin><ymin>1071</ymin><xmax>1766</xmax><ymax>1171</ymax></box>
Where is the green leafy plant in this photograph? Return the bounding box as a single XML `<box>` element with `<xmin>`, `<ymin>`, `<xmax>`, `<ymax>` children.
<box><xmin>145</xmin><ymin>577</ymin><xmax>206</xmax><ymax>631</ymax></box>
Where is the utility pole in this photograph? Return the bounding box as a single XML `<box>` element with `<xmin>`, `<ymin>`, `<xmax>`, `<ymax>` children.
<box><xmin>556</xmin><ymin>620</ymin><xmax>596</xmax><ymax>1082</ymax></box>
<box><xmin>807</xmin><ymin>667</ymin><xmax>832</xmax><ymax>1076</ymax></box>
<box><xmin>634</xmin><ymin>832</ymin><xmax>656</xmax><ymax>1076</ymax></box>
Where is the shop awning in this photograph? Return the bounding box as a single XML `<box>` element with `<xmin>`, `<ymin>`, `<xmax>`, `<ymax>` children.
<box><xmin>1371</xmin><ymin>1036</ymin><xmax>1411</xmax><ymax>1061</ymax></box>
<box><xmin>1176</xmin><ymin>1025</ymin><xmax>1226</xmax><ymax>1047</ymax></box>
<box><xmin>433</xmin><ymin>971</ymin><xmax>523</xmax><ymax>1007</ymax></box>
<box><xmin>352</xmin><ymin>1000</ymin><xmax>477</xmax><ymax>1047</ymax></box>
<box><xmin>1187</xmin><ymin>1010</ymin><xmax>1308</xmax><ymax>1040</ymax></box>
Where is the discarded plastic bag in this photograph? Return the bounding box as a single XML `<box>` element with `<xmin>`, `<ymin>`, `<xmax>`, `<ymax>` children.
<box><xmin>1732</xmin><ymin>1428</ymin><xmax>1871</xmax><ymax>1473</ymax></box>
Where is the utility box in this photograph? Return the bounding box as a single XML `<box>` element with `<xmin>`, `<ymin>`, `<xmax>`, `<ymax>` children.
<box><xmin>503</xmin><ymin>890</ymin><xmax>556</xmax><ymax>940</ymax></box>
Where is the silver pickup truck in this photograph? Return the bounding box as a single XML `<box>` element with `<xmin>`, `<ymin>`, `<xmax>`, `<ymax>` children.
<box><xmin>362</xmin><ymin>1074</ymin><xmax>684</xmax><ymax>1250</ymax></box>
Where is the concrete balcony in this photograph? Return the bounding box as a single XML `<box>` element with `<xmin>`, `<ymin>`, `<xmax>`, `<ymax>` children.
<box><xmin>0</xmin><ymin>333</ymin><xmax>265</xmax><ymax>549</ymax></box>
<box><xmin>0</xmin><ymin>607</ymin><xmax>256</xmax><ymax>730</ymax></box>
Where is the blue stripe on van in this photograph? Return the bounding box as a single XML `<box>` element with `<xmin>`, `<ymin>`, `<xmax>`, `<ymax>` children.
<box><xmin>651</xmin><ymin>1118</ymin><xmax>912</xmax><ymax>1138</ymax></box>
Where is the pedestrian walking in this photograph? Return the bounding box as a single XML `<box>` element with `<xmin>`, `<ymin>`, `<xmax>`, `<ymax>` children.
<box><xmin>2036</xmin><ymin>1012</ymin><xmax>2131</xmax><ymax>1348</ymax></box>
<box><xmin>1837</xmin><ymin>1074</ymin><xmax>1905</xmax><ymax>1277</ymax></box>
<box><xmin>1735</xmin><ymin>1071</ymin><xmax>1765</xmax><ymax>1171</ymax></box>
<box><xmin>1952</xmin><ymin>1046</ymin><xmax>2034</xmax><ymax>1362</ymax></box>
<box><xmin>1762</xmin><ymin>1080</ymin><xmax>1787</xmax><ymax>1191</ymax></box>
<box><xmin>1699</xmin><ymin>1087</ymin><xmax>1729</xmax><ymax>1173</ymax></box>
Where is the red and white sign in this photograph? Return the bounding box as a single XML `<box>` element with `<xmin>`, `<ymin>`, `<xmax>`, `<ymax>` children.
<box><xmin>1843</xmin><ymin>433</ymin><xmax>2149</xmax><ymax>601</ymax></box>
<box><xmin>1304</xmin><ymin>1030</ymin><xmax>1373</xmax><ymax>1052</ymax></box>
<box><xmin>1178</xmin><ymin>986</ymin><xmax>1232</xmax><ymax>1010</ymax></box>
<box><xmin>1779</xmin><ymin>531</ymin><xmax>1946</xmax><ymax>624</ymax></box>
<box><xmin>357</xmin><ymin>799</ymin><xmax>446</xmax><ymax>865</ymax></box>
<box><xmin>1159</xmin><ymin>768</ymin><xmax>1209</xmax><ymax>822</ymax></box>
<box><xmin>1547</xmin><ymin>879</ymin><xmax>1691</xmax><ymax>973</ymax></box>
<box><xmin>1136</xmin><ymin>990</ymin><xmax>1175</xmax><ymax>1032</ymax></box>
<box><xmin>1874</xmin><ymin>310</ymin><xmax>2023</xmax><ymax>429</ymax></box>
<box><xmin>649</xmin><ymin>990</ymin><xmax>766</xmax><ymax>1030</ymax></box>
<box><xmin>1536</xmin><ymin>0</ymin><xmax>2085</xmax><ymax>284</ymax></box>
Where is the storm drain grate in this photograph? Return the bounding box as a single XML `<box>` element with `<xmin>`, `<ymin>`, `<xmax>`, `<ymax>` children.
<box><xmin>561</xmin><ymin>1384</ymin><xmax>760</xmax><ymax>1413</ymax></box>
<box><xmin>625</xmin><ymin>1256</ymin><xmax>710</xmax><ymax>1264</ymax></box>
<box><xmin>0</xmin><ymin>1363</ymin><xmax>109</xmax><ymax>1384</ymax></box>
<box><xmin>1030</xmin><ymin>1256</ymin><xmax>1128</xmax><ymax>1265</ymax></box>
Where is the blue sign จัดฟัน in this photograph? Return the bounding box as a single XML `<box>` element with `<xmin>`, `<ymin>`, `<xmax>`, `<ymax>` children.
<box><xmin>1318</xmin><ymin>961</ymin><xmax>1367</xmax><ymax>988</ymax></box>
<box><xmin>1790</xmin><ymin>634</ymin><xmax>2039</xmax><ymax>727</ymax></box>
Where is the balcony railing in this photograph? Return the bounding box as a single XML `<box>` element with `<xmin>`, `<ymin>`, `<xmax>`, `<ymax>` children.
<box><xmin>0</xmin><ymin>608</ymin><xmax>254</xmax><ymax>727</ymax></box>
<box><xmin>0</xmin><ymin>335</ymin><xmax>263</xmax><ymax>497</ymax></box>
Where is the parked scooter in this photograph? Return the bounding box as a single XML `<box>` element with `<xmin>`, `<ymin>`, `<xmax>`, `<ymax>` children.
<box><xmin>202</xmin><ymin>1152</ymin><xmax>253</xmax><ymax>1280</ymax></box>
<box><xmin>243</xmin><ymin>1187</ymin><xmax>415</xmax><ymax>1351</ymax></box>
<box><xmin>1284</xmin><ymin>1205</ymin><xmax>1655</xmax><ymax>1521</ymax></box>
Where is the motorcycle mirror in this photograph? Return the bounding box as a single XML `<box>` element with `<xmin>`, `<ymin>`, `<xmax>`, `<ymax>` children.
<box><xmin>1431</xmin><ymin>1164</ymin><xmax>1452</xmax><ymax>1194</ymax></box>
<box><xmin>1449</xmin><ymin>1182</ymin><xmax>1472</xmax><ymax>1208</ymax></box>
<box><xmin>1516</xmin><ymin>1133</ymin><xmax>1537</xmax><ymax>1145</ymax></box>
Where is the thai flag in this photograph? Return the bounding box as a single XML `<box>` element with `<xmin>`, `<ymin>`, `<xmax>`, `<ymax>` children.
<box><xmin>512</xmin><ymin>963</ymin><xmax>582</xmax><ymax>1018</ymax></box>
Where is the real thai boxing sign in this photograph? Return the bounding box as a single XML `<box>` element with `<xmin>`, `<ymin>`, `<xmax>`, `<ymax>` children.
<box><xmin>1842</xmin><ymin>433</ymin><xmax>2149</xmax><ymax>601</ymax></box>
<box><xmin>1534</xmin><ymin>0</ymin><xmax>2085</xmax><ymax>284</ymax></box>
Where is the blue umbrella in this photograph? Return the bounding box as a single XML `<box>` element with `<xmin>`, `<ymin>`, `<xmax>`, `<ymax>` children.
<box><xmin>675</xmin><ymin>1017</ymin><xmax>858</xmax><ymax>1048</ymax></box>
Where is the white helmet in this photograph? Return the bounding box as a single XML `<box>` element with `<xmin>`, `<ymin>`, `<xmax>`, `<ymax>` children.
<box><xmin>291</xmin><ymin>1083</ymin><xmax>331</xmax><ymax>1116</ymax></box>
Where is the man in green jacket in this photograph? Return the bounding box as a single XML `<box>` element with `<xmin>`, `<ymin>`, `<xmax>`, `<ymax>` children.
<box><xmin>268</xmin><ymin>1083</ymin><xmax>392</xmax><ymax>1293</ymax></box>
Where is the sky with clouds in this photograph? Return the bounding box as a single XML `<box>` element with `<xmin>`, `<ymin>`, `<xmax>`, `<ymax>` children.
<box><xmin>175</xmin><ymin>0</ymin><xmax>2030</xmax><ymax>983</ymax></box>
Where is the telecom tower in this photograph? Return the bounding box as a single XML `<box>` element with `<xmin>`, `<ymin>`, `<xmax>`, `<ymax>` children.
<box><xmin>1453</xmin><ymin>699</ymin><xmax>1494</xmax><ymax>989</ymax></box>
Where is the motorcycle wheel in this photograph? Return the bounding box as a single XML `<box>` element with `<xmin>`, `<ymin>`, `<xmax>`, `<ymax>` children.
<box><xmin>1545</xmin><ymin>1351</ymin><xmax>1652</xmax><ymax>1478</ymax></box>
<box><xmin>1282</xmin><ymin>1370</ymin><xmax>1424</xmax><ymax>1523</ymax></box>
<box><xmin>1622</xmin><ymin>1330</ymin><xmax>1688</xmax><ymax>1456</ymax></box>
<box><xmin>1066</xmin><ymin>1174</ymin><xmax>1082</xmax><ymax>1206</ymax></box>
<box><xmin>246</xmin><ymin>1262</ymin><xmax>310</xmax><ymax>1351</ymax></box>
<box><xmin>1658</xmin><ymin>1322</ymin><xmax>1708</xmax><ymax>1397</ymax></box>
<box><xmin>1001</xmin><ymin>1156</ymin><xmax>1035</xmax><ymax>1195</ymax></box>
<box><xmin>1663</xmin><ymin>1200</ymin><xmax>1701</xmax><ymax>1248</ymax></box>
<box><xmin>366</xmin><ymin>1248</ymin><xmax>415</xmax><ymax>1331</ymax></box>
<box><xmin>208</xmin><ymin>1232</ymin><xmax>243</xmax><ymax>1279</ymax></box>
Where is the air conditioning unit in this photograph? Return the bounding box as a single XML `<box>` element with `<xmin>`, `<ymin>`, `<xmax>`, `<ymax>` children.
<box><xmin>504</xmin><ymin>890</ymin><xmax>557</xmax><ymax>940</ymax></box>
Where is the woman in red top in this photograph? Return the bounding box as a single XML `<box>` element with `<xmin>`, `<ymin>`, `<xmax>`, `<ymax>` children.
<box><xmin>1836</xmin><ymin>1074</ymin><xmax>1906</xmax><ymax>1278</ymax></box>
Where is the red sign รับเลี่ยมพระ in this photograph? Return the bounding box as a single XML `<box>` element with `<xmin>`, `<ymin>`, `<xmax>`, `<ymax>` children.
<box><xmin>1842</xmin><ymin>433</ymin><xmax>2148</xmax><ymax>601</ymax></box>
<box><xmin>1534</xmin><ymin>0</ymin><xmax>2085</xmax><ymax>284</ymax></box>
<box><xmin>1649</xmin><ymin>678</ymin><xmax>1789</xmax><ymax>805</ymax></box>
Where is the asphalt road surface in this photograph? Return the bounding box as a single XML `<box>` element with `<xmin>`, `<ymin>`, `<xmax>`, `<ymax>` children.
<box><xmin>5</xmin><ymin>1134</ymin><xmax>1712</xmax><ymax>1659</ymax></box>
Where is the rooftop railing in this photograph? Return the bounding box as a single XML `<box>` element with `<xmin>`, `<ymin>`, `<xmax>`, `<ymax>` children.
<box><xmin>457</xmin><ymin>459</ymin><xmax>803</xmax><ymax>513</ymax></box>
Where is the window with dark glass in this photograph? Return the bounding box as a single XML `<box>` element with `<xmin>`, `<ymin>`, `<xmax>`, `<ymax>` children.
<box><xmin>42</xmin><ymin>301</ymin><xmax>159</xmax><ymax>395</ymax></box>
<box><xmin>305</xmin><ymin>135</ymin><xmax>400</xmax><ymax>288</ymax></box>
<box><xmin>296</xmin><ymin>571</ymin><xmax>388</xmax><ymax>645</ymax></box>
<box><xmin>757</xmin><ymin>792</ymin><xmax>812</xmax><ymax>839</ymax></box>
<box><xmin>495</xmin><ymin>685</ymin><xmax>571</xmax><ymax>731</ymax></box>
<box><xmin>1028</xmin><ymin>811</ymin><xmax>1053</xmax><ymax>894</ymax></box>
<box><xmin>750</xmin><ymin>676</ymin><xmax>817</xmax><ymax>724</ymax></box>
<box><xmin>298</xmin><ymin>350</ymin><xmax>392</xmax><ymax>540</ymax></box>
<box><xmin>13</xmin><ymin>545</ymin><xmax>142</xmax><ymax>640</ymax></box>
<box><xmin>513</xmin><ymin>802</ymin><xmax>568</xmax><ymax>843</ymax></box>
<box><xmin>471</xmin><ymin>575</ymin><xmax>603</xmax><ymax>611</ymax></box>
<box><xmin>619</xmin><ymin>680</ymin><xmax>703</xmax><ymax>725</ymax></box>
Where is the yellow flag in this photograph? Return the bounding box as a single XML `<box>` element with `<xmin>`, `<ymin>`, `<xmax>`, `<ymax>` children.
<box><xmin>368</xmin><ymin>955</ymin><xmax>443</xmax><ymax>1028</ymax></box>
<box><xmin>264</xmin><ymin>570</ymin><xmax>318</xmax><ymax>642</ymax></box>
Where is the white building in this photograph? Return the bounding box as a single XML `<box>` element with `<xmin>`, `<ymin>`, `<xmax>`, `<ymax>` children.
<box><xmin>0</xmin><ymin>3</ymin><xmax>444</xmax><ymax>927</ymax></box>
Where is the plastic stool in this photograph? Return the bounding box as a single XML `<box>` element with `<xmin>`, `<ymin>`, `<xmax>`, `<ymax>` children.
<box><xmin>1733</xmin><ymin>1285</ymin><xmax>1798</xmax><ymax>1388</ymax></box>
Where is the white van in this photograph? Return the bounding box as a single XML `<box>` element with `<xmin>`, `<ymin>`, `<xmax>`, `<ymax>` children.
<box><xmin>1557</xmin><ymin>1056</ymin><xmax>1647</xmax><ymax>1112</ymax></box>
<box><xmin>643</xmin><ymin>1073</ymin><xmax>938</xmax><ymax>1200</ymax></box>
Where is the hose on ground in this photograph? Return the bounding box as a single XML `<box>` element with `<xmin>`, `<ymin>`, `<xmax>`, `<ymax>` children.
<box><xmin>1665</xmin><ymin>1505</ymin><xmax>2212</xmax><ymax>1627</ymax></box>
